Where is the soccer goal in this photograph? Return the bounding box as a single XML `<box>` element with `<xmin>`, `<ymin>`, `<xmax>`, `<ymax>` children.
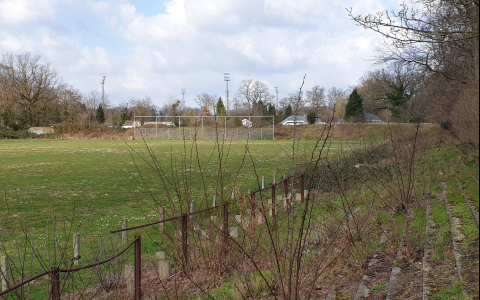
<box><xmin>133</xmin><ymin>116</ymin><xmax>276</xmax><ymax>141</ymax></box>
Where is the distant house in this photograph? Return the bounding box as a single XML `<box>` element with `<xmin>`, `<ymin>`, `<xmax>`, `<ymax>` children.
<box><xmin>122</xmin><ymin>120</ymin><xmax>141</xmax><ymax>129</ymax></box>
<box><xmin>242</xmin><ymin>119</ymin><xmax>253</xmax><ymax>128</ymax></box>
<box><xmin>364</xmin><ymin>113</ymin><xmax>383</xmax><ymax>123</ymax></box>
<box><xmin>315</xmin><ymin>118</ymin><xmax>325</xmax><ymax>124</ymax></box>
<box><xmin>144</xmin><ymin>121</ymin><xmax>176</xmax><ymax>127</ymax></box>
<box><xmin>280</xmin><ymin>115</ymin><xmax>309</xmax><ymax>126</ymax></box>
<box><xmin>28</xmin><ymin>127</ymin><xmax>54</xmax><ymax>135</ymax></box>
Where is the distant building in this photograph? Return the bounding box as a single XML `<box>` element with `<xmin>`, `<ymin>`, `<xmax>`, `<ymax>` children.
<box><xmin>144</xmin><ymin>121</ymin><xmax>175</xmax><ymax>127</ymax></box>
<box><xmin>337</xmin><ymin>119</ymin><xmax>345</xmax><ymax>124</ymax></box>
<box><xmin>122</xmin><ymin>120</ymin><xmax>141</xmax><ymax>129</ymax></box>
<box><xmin>315</xmin><ymin>118</ymin><xmax>325</xmax><ymax>124</ymax></box>
<box><xmin>280</xmin><ymin>115</ymin><xmax>309</xmax><ymax>126</ymax></box>
<box><xmin>364</xmin><ymin>113</ymin><xmax>383</xmax><ymax>123</ymax></box>
<box><xmin>28</xmin><ymin>127</ymin><xmax>54</xmax><ymax>135</ymax></box>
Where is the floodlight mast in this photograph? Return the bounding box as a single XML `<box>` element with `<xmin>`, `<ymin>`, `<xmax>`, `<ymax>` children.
<box><xmin>275</xmin><ymin>87</ymin><xmax>279</xmax><ymax>108</ymax></box>
<box><xmin>181</xmin><ymin>89</ymin><xmax>186</xmax><ymax>107</ymax></box>
<box><xmin>224</xmin><ymin>73</ymin><xmax>230</xmax><ymax>115</ymax></box>
<box><xmin>101</xmin><ymin>76</ymin><xmax>106</xmax><ymax>107</ymax></box>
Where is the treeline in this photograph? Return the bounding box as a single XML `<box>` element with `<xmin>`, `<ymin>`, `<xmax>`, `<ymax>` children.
<box><xmin>348</xmin><ymin>0</ymin><xmax>479</xmax><ymax>148</ymax></box>
<box><xmin>0</xmin><ymin>53</ymin><xmax>162</xmax><ymax>131</ymax></box>
<box><xmin>0</xmin><ymin>0</ymin><xmax>477</xmax><ymax>147</ymax></box>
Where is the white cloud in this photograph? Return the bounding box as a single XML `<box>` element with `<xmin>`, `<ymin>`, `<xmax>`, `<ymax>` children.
<box><xmin>0</xmin><ymin>0</ymin><xmax>58</xmax><ymax>25</ymax></box>
<box><xmin>0</xmin><ymin>0</ymin><xmax>400</xmax><ymax>107</ymax></box>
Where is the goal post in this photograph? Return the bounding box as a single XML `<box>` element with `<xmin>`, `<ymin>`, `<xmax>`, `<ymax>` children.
<box><xmin>133</xmin><ymin>116</ymin><xmax>275</xmax><ymax>141</ymax></box>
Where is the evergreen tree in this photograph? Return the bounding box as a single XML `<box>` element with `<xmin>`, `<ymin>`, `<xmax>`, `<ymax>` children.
<box><xmin>96</xmin><ymin>104</ymin><xmax>106</xmax><ymax>124</ymax></box>
<box><xmin>284</xmin><ymin>105</ymin><xmax>293</xmax><ymax>118</ymax></box>
<box><xmin>307</xmin><ymin>111</ymin><xmax>318</xmax><ymax>124</ymax></box>
<box><xmin>385</xmin><ymin>83</ymin><xmax>410</xmax><ymax>119</ymax></box>
<box><xmin>345</xmin><ymin>89</ymin><xmax>364</xmax><ymax>121</ymax></box>
<box><xmin>216</xmin><ymin>97</ymin><xmax>226</xmax><ymax>116</ymax></box>
<box><xmin>267</xmin><ymin>104</ymin><xmax>276</xmax><ymax>116</ymax></box>
<box><xmin>120</xmin><ymin>108</ymin><xmax>128</xmax><ymax>125</ymax></box>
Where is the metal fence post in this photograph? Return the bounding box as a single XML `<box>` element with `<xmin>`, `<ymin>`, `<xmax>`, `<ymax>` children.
<box><xmin>135</xmin><ymin>236</ymin><xmax>141</xmax><ymax>300</ymax></box>
<box><xmin>51</xmin><ymin>267</ymin><xmax>60</xmax><ymax>300</ymax></box>
<box><xmin>181</xmin><ymin>215</ymin><xmax>189</xmax><ymax>271</ymax></box>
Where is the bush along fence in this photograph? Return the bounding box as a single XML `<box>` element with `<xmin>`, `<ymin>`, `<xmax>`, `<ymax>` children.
<box><xmin>0</xmin><ymin>171</ymin><xmax>311</xmax><ymax>299</ymax></box>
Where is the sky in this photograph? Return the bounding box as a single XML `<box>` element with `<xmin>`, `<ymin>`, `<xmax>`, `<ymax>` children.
<box><xmin>0</xmin><ymin>0</ymin><xmax>401</xmax><ymax>108</ymax></box>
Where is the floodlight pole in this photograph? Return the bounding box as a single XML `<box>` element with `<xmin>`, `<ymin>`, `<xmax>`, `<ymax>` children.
<box><xmin>181</xmin><ymin>89</ymin><xmax>186</xmax><ymax>107</ymax></box>
<box><xmin>275</xmin><ymin>87</ymin><xmax>279</xmax><ymax>109</ymax></box>
<box><xmin>101</xmin><ymin>76</ymin><xmax>106</xmax><ymax>107</ymax></box>
<box><xmin>224</xmin><ymin>73</ymin><xmax>230</xmax><ymax>115</ymax></box>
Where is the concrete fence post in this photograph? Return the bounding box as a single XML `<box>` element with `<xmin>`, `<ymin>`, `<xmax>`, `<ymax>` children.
<box><xmin>134</xmin><ymin>236</ymin><xmax>141</xmax><ymax>300</ymax></box>
<box><xmin>301</xmin><ymin>174</ymin><xmax>305</xmax><ymax>203</ymax></box>
<box><xmin>272</xmin><ymin>174</ymin><xmax>277</xmax><ymax>220</ymax></box>
<box><xmin>222</xmin><ymin>202</ymin><xmax>229</xmax><ymax>251</ymax></box>
<box><xmin>262</xmin><ymin>176</ymin><xmax>265</xmax><ymax>190</ymax></box>
<box><xmin>213</xmin><ymin>195</ymin><xmax>217</xmax><ymax>207</ymax></box>
<box><xmin>122</xmin><ymin>220</ymin><xmax>128</xmax><ymax>246</ymax></box>
<box><xmin>229</xmin><ymin>227</ymin><xmax>239</xmax><ymax>238</ymax></box>
<box><xmin>181</xmin><ymin>215</ymin><xmax>189</xmax><ymax>271</ymax></box>
<box><xmin>1</xmin><ymin>256</ymin><xmax>9</xmax><ymax>292</ymax></box>
<box><xmin>125</xmin><ymin>265</ymin><xmax>135</xmax><ymax>299</ymax></box>
<box><xmin>73</xmin><ymin>233</ymin><xmax>80</xmax><ymax>266</ymax></box>
<box><xmin>251</xmin><ymin>193</ymin><xmax>256</xmax><ymax>233</ymax></box>
<box><xmin>159</xmin><ymin>207</ymin><xmax>164</xmax><ymax>233</ymax></box>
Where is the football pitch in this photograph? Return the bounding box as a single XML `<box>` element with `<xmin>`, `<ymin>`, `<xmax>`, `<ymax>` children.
<box><xmin>0</xmin><ymin>138</ymin><xmax>360</xmax><ymax>237</ymax></box>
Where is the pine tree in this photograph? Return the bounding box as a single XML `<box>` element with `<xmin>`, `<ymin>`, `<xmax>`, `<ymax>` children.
<box><xmin>285</xmin><ymin>105</ymin><xmax>293</xmax><ymax>118</ymax></box>
<box><xmin>345</xmin><ymin>89</ymin><xmax>364</xmax><ymax>122</ymax></box>
<box><xmin>216</xmin><ymin>97</ymin><xmax>226</xmax><ymax>116</ymax></box>
<box><xmin>96</xmin><ymin>104</ymin><xmax>106</xmax><ymax>124</ymax></box>
<box><xmin>120</xmin><ymin>108</ymin><xmax>128</xmax><ymax>125</ymax></box>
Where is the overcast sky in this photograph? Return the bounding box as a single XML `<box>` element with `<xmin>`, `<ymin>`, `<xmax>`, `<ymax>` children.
<box><xmin>0</xmin><ymin>0</ymin><xmax>400</xmax><ymax>108</ymax></box>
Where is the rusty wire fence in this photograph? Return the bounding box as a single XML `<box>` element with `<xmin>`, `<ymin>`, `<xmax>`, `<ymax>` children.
<box><xmin>0</xmin><ymin>169</ymin><xmax>317</xmax><ymax>299</ymax></box>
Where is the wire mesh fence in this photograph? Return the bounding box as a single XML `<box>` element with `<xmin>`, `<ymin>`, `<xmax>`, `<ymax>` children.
<box><xmin>133</xmin><ymin>116</ymin><xmax>276</xmax><ymax>141</ymax></box>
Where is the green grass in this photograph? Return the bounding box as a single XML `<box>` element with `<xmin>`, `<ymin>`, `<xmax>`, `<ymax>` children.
<box><xmin>0</xmin><ymin>139</ymin><xmax>358</xmax><ymax>258</ymax></box>
<box><xmin>444</xmin><ymin>181</ymin><xmax>479</xmax><ymax>244</ymax></box>
<box><xmin>435</xmin><ymin>281</ymin><xmax>467</xmax><ymax>300</ymax></box>
<box><xmin>374</xmin><ymin>284</ymin><xmax>387</xmax><ymax>291</ymax></box>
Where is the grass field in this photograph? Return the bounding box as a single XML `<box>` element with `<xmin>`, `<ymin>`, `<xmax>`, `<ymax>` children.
<box><xmin>0</xmin><ymin>138</ymin><xmax>363</xmax><ymax>242</ymax></box>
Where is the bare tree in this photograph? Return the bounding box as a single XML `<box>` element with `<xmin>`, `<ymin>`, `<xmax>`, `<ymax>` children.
<box><xmin>0</xmin><ymin>53</ymin><xmax>61</xmax><ymax>127</ymax></box>
<box><xmin>306</xmin><ymin>85</ymin><xmax>326</xmax><ymax>115</ymax></box>
<box><xmin>194</xmin><ymin>93</ymin><xmax>217</xmax><ymax>114</ymax></box>
<box><xmin>57</xmin><ymin>84</ymin><xmax>83</xmax><ymax>124</ymax></box>
<box><xmin>327</xmin><ymin>87</ymin><xmax>347</xmax><ymax>120</ymax></box>
<box><xmin>129</xmin><ymin>96</ymin><xmax>156</xmax><ymax>117</ymax></box>
<box><xmin>348</xmin><ymin>0</ymin><xmax>479</xmax><ymax>78</ymax></box>
<box><xmin>235</xmin><ymin>79</ymin><xmax>274</xmax><ymax>114</ymax></box>
<box><xmin>349</xmin><ymin>0</ymin><xmax>479</xmax><ymax>146</ymax></box>
<box><xmin>358</xmin><ymin>63</ymin><xmax>426</xmax><ymax>121</ymax></box>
